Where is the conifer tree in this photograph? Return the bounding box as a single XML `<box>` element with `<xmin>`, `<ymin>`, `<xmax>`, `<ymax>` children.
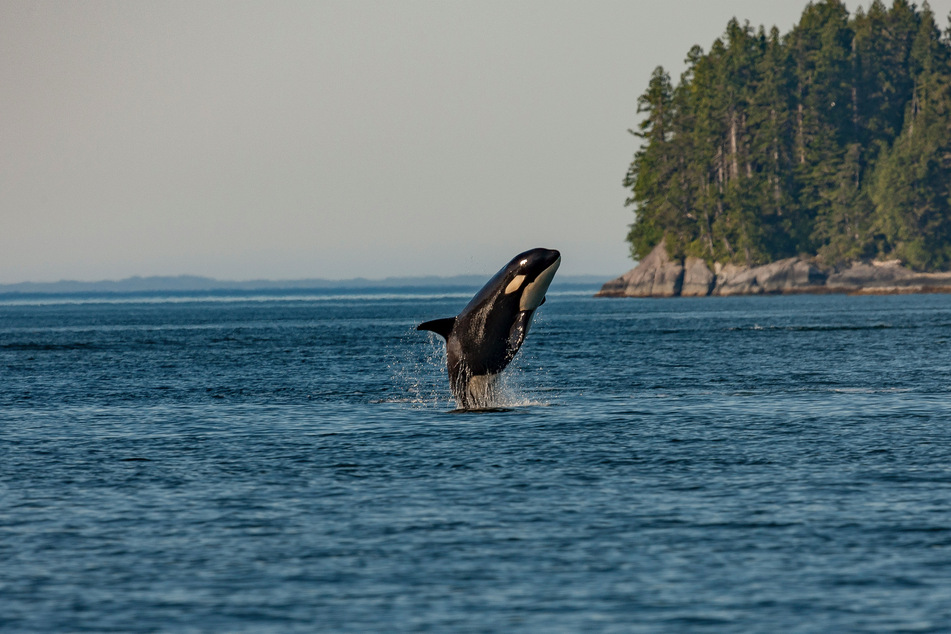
<box><xmin>625</xmin><ymin>66</ymin><xmax>676</xmax><ymax>260</ymax></box>
<box><xmin>870</xmin><ymin>4</ymin><xmax>951</xmax><ymax>269</ymax></box>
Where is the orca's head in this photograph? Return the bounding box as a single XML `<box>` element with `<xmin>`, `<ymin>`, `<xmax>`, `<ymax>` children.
<box><xmin>501</xmin><ymin>248</ymin><xmax>561</xmax><ymax>311</ymax></box>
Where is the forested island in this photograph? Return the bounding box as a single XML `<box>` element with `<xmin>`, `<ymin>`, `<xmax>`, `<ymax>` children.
<box><xmin>600</xmin><ymin>0</ymin><xmax>951</xmax><ymax>297</ymax></box>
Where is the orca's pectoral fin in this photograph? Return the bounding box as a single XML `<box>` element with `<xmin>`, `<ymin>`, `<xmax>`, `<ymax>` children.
<box><xmin>506</xmin><ymin>309</ymin><xmax>534</xmax><ymax>356</ymax></box>
<box><xmin>417</xmin><ymin>317</ymin><xmax>456</xmax><ymax>340</ymax></box>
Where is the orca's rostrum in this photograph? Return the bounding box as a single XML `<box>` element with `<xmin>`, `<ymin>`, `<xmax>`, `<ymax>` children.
<box><xmin>417</xmin><ymin>248</ymin><xmax>561</xmax><ymax>409</ymax></box>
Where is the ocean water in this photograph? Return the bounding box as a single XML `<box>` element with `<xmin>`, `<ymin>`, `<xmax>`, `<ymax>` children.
<box><xmin>2</xmin><ymin>290</ymin><xmax>951</xmax><ymax>632</ymax></box>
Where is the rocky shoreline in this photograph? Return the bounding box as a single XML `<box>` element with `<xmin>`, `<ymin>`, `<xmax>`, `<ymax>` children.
<box><xmin>597</xmin><ymin>242</ymin><xmax>951</xmax><ymax>298</ymax></box>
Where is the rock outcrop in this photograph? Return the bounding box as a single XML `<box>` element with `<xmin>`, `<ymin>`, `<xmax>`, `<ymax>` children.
<box><xmin>825</xmin><ymin>260</ymin><xmax>951</xmax><ymax>294</ymax></box>
<box><xmin>825</xmin><ymin>260</ymin><xmax>916</xmax><ymax>293</ymax></box>
<box><xmin>681</xmin><ymin>257</ymin><xmax>715</xmax><ymax>297</ymax></box>
<box><xmin>712</xmin><ymin>263</ymin><xmax>762</xmax><ymax>296</ymax></box>
<box><xmin>712</xmin><ymin>258</ymin><xmax>827</xmax><ymax>296</ymax></box>
<box><xmin>597</xmin><ymin>241</ymin><xmax>683</xmax><ymax>297</ymax></box>
<box><xmin>597</xmin><ymin>252</ymin><xmax>951</xmax><ymax>298</ymax></box>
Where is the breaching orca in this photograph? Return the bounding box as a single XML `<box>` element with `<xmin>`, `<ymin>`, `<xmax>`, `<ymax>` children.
<box><xmin>417</xmin><ymin>248</ymin><xmax>561</xmax><ymax>409</ymax></box>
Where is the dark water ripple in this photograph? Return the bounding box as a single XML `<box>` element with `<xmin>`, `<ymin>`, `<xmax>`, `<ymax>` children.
<box><xmin>2</xmin><ymin>293</ymin><xmax>951</xmax><ymax>631</ymax></box>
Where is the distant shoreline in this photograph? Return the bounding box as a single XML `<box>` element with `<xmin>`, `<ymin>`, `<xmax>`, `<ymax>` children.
<box><xmin>0</xmin><ymin>274</ymin><xmax>606</xmax><ymax>299</ymax></box>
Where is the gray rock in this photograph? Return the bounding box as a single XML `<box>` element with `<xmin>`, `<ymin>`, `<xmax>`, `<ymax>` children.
<box><xmin>713</xmin><ymin>263</ymin><xmax>762</xmax><ymax>296</ymax></box>
<box><xmin>598</xmin><ymin>248</ymin><xmax>951</xmax><ymax>298</ymax></box>
<box><xmin>914</xmin><ymin>271</ymin><xmax>951</xmax><ymax>292</ymax></box>
<box><xmin>681</xmin><ymin>257</ymin><xmax>714</xmax><ymax>296</ymax></box>
<box><xmin>595</xmin><ymin>274</ymin><xmax>631</xmax><ymax>297</ymax></box>
<box><xmin>826</xmin><ymin>260</ymin><xmax>915</xmax><ymax>291</ymax></box>
<box><xmin>596</xmin><ymin>241</ymin><xmax>683</xmax><ymax>297</ymax></box>
<box><xmin>755</xmin><ymin>258</ymin><xmax>827</xmax><ymax>293</ymax></box>
<box><xmin>824</xmin><ymin>260</ymin><xmax>951</xmax><ymax>294</ymax></box>
<box><xmin>712</xmin><ymin>258</ymin><xmax>826</xmax><ymax>295</ymax></box>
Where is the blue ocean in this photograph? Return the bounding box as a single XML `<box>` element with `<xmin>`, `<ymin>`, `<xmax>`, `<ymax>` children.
<box><xmin>3</xmin><ymin>289</ymin><xmax>951</xmax><ymax>632</ymax></box>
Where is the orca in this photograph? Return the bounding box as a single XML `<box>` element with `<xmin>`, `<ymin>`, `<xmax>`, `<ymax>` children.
<box><xmin>417</xmin><ymin>248</ymin><xmax>561</xmax><ymax>409</ymax></box>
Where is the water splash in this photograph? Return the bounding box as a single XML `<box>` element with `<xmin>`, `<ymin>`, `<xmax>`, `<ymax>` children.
<box><xmin>386</xmin><ymin>327</ymin><xmax>549</xmax><ymax>411</ymax></box>
<box><xmin>385</xmin><ymin>328</ymin><xmax>453</xmax><ymax>409</ymax></box>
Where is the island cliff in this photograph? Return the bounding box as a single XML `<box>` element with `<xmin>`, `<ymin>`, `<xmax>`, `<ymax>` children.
<box><xmin>617</xmin><ymin>2</ymin><xmax>951</xmax><ymax>291</ymax></box>
<box><xmin>597</xmin><ymin>242</ymin><xmax>951</xmax><ymax>297</ymax></box>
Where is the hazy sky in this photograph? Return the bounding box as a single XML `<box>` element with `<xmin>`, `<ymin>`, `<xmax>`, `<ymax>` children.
<box><xmin>4</xmin><ymin>1</ymin><xmax>950</xmax><ymax>283</ymax></box>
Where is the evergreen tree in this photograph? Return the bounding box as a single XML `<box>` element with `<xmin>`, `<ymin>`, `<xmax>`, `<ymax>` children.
<box><xmin>747</xmin><ymin>26</ymin><xmax>798</xmax><ymax>259</ymax></box>
<box><xmin>624</xmin><ymin>66</ymin><xmax>676</xmax><ymax>260</ymax></box>
<box><xmin>790</xmin><ymin>0</ymin><xmax>855</xmax><ymax>260</ymax></box>
<box><xmin>870</xmin><ymin>4</ymin><xmax>951</xmax><ymax>269</ymax></box>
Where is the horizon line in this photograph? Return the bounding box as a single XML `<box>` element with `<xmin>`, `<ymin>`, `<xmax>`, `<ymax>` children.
<box><xmin>0</xmin><ymin>271</ymin><xmax>614</xmax><ymax>284</ymax></box>
<box><xmin>0</xmin><ymin>272</ymin><xmax>613</xmax><ymax>294</ymax></box>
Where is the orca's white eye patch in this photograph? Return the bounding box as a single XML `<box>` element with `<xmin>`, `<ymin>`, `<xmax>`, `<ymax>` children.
<box><xmin>505</xmin><ymin>275</ymin><xmax>526</xmax><ymax>294</ymax></box>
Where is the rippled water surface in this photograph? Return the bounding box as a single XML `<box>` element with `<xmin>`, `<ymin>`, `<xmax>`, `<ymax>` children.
<box><xmin>3</xmin><ymin>291</ymin><xmax>951</xmax><ymax>632</ymax></box>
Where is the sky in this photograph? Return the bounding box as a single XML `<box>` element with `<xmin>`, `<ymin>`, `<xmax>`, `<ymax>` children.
<box><xmin>4</xmin><ymin>1</ymin><xmax>951</xmax><ymax>283</ymax></box>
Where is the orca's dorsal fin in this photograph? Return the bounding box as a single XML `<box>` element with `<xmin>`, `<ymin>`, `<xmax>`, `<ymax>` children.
<box><xmin>417</xmin><ymin>317</ymin><xmax>456</xmax><ymax>340</ymax></box>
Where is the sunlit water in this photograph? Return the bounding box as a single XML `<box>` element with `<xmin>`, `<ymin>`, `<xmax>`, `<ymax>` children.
<box><xmin>3</xmin><ymin>290</ymin><xmax>951</xmax><ymax>632</ymax></box>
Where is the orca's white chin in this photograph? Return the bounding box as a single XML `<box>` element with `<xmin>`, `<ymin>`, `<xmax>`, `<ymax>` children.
<box><xmin>520</xmin><ymin>256</ymin><xmax>561</xmax><ymax>311</ymax></box>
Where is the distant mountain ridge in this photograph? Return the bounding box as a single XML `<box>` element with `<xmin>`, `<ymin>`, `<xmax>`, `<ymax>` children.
<box><xmin>0</xmin><ymin>274</ymin><xmax>607</xmax><ymax>296</ymax></box>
